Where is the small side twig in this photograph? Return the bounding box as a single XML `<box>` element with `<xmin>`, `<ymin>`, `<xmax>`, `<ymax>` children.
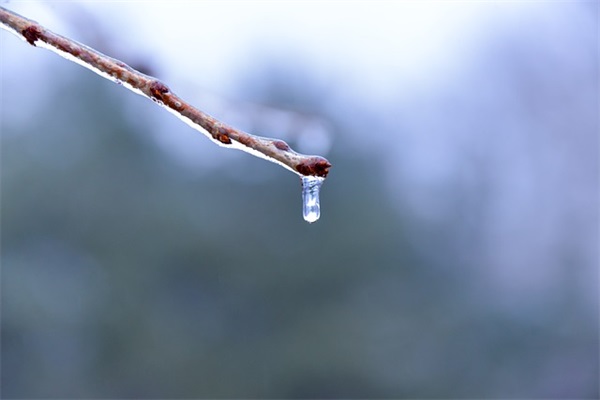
<box><xmin>0</xmin><ymin>6</ymin><xmax>331</xmax><ymax>178</ymax></box>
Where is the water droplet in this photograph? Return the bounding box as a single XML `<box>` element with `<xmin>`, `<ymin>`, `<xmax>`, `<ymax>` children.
<box><xmin>301</xmin><ymin>176</ymin><xmax>324</xmax><ymax>223</ymax></box>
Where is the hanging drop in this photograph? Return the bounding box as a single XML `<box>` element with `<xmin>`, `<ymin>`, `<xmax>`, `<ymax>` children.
<box><xmin>301</xmin><ymin>176</ymin><xmax>324</xmax><ymax>223</ymax></box>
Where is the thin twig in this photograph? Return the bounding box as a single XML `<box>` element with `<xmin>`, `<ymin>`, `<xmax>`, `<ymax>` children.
<box><xmin>0</xmin><ymin>6</ymin><xmax>331</xmax><ymax>178</ymax></box>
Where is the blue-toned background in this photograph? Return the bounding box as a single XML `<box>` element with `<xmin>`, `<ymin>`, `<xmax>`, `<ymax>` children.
<box><xmin>1</xmin><ymin>1</ymin><xmax>598</xmax><ymax>398</ymax></box>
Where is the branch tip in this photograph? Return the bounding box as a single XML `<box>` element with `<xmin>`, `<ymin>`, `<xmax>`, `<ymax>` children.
<box><xmin>296</xmin><ymin>157</ymin><xmax>332</xmax><ymax>178</ymax></box>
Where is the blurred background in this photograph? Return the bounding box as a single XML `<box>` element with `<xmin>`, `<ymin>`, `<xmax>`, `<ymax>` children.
<box><xmin>1</xmin><ymin>1</ymin><xmax>598</xmax><ymax>398</ymax></box>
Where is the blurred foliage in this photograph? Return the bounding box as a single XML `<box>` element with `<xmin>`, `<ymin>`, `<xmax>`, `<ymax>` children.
<box><xmin>1</xmin><ymin>8</ymin><xmax>599</xmax><ymax>397</ymax></box>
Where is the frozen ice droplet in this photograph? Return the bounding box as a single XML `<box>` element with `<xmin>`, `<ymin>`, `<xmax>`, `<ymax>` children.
<box><xmin>301</xmin><ymin>176</ymin><xmax>324</xmax><ymax>223</ymax></box>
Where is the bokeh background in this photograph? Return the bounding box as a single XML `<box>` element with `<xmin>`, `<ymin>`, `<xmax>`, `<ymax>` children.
<box><xmin>1</xmin><ymin>1</ymin><xmax>598</xmax><ymax>398</ymax></box>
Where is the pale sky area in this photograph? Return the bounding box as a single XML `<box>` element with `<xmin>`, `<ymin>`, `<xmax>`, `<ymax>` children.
<box><xmin>3</xmin><ymin>1</ymin><xmax>512</xmax><ymax>98</ymax></box>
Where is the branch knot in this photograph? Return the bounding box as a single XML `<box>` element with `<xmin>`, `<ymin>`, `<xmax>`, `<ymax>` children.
<box><xmin>21</xmin><ymin>25</ymin><xmax>41</xmax><ymax>46</ymax></box>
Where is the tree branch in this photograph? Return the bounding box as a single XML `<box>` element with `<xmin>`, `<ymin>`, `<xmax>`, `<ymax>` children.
<box><xmin>0</xmin><ymin>6</ymin><xmax>331</xmax><ymax>178</ymax></box>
